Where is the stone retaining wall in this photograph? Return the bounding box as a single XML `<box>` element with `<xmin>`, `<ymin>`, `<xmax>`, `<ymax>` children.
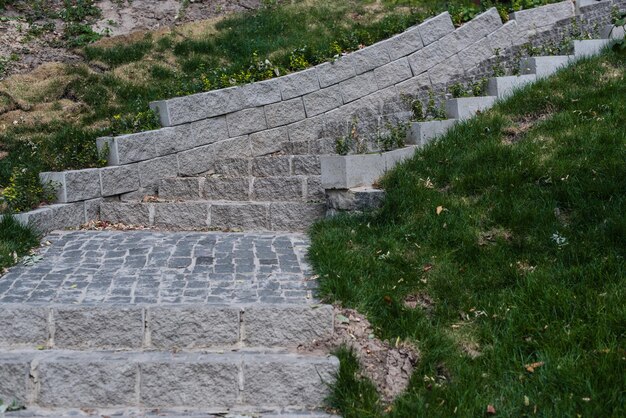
<box><xmin>5</xmin><ymin>0</ymin><xmax>617</xmax><ymax>234</ymax></box>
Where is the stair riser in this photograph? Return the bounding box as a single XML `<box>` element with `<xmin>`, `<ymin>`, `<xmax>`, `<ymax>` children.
<box><xmin>0</xmin><ymin>352</ymin><xmax>338</xmax><ymax>409</ymax></box>
<box><xmin>445</xmin><ymin>97</ymin><xmax>497</xmax><ymax>120</ymax></box>
<box><xmin>486</xmin><ymin>75</ymin><xmax>536</xmax><ymax>99</ymax></box>
<box><xmin>0</xmin><ymin>305</ymin><xmax>333</xmax><ymax>350</ymax></box>
<box><xmin>520</xmin><ymin>56</ymin><xmax>573</xmax><ymax>78</ymax></box>
<box><xmin>407</xmin><ymin>119</ymin><xmax>457</xmax><ymax>146</ymax></box>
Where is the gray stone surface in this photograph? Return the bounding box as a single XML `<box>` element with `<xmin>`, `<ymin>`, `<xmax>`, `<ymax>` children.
<box><xmin>338</xmin><ymin>71</ymin><xmax>379</xmax><ymax>103</ymax></box>
<box><xmin>0</xmin><ymin>360</ymin><xmax>29</xmax><ymax>404</ymax></box>
<box><xmin>458</xmin><ymin>37</ymin><xmax>494</xmax><ymax>72</ymax></box>
<box><xmin>407</xmin><ymin>119</ymin><xmax>457</xmax><ymax>146</ymax></box>
<box><xmin>227</xmin><ymin>107</ymin><xmax>268</xmax><ymax>137</ymax></box>
<box><xmin>573</xmin><ymin>39</ymin><xmax>611</xmax><ymax>58</ymax></box>
<box><xmin>240</xmin><ymin>79</ymin><xmax>283</xmax><ymax>108</ymax></box>
<box><xmin>487</xmin><ymin>20</ymin><xmax>519</xmax><ymax>50</ymax></box>
<box><xmin>215</xmin><ymin>158</ymin><xmax>251</xmax><ymax>177</ymax></box>
<box><xmin>487</xmin><ymin>74</ymin><xmax>536</xmax><ymax>99</ymax></box>
<box><xmin>269</xmin><ymin>203</ymin><xmax>325</xmax><ymax>231</ymax></box>
<box><xmin>177</xmin><ymin>144</ymin><xmax>214</xmax><ymax>176</ymax></box>
<box><xmin>153</xmin><ymin>125</ymin><xmax>193</xmax><ymax>156</ymax></box>
<box><xmin>202</xmin><ymin>87</ymin><xmax>246</xmax><ymax>119</ymax></box>
<box><xmin>316</xmin><ymin>58</ymin><xmax>356</xmax><ymax>88</ymax></box>
<box><xmin>427</xmin><ymin>54</ymin><xmax>465</xmax><ymax>86</ymax></box>
<box><xmin>292</xmin><ymin>156</ymin><xmax>321</xmax><ymax>176</ymax></box>
<box><xmin>374</xmin><ymin>58</ymin><xmax>413</xmax><ymax>89</ymax></box>
<box><xmin>252</xmin><ymin>156</ymin><xmax>291</xmax><ymax>177</ymax></box>
<box><xmin>100</xmin><ymin>165</ymin><xmax>141</xmax><ymax>197</ymax></box>
<box><xmin>47</xmin><ymin>203</ymin><xmax>88</xmax><ymax>231</ymax></box>
<box><xmin>154</xmin><ymin>202</ymin><xmax>210</xmax><ymax>229</ymax></box>
<box><xmin>84</xmin><ymin>198</ymin><xmax>102</xmax><ymax>221</ymax></box>
<box><xmin>213</xmin><ymin>136</ymin><xmax>252</xmax><ymax>160</ymax></box>
<box><xmin>407</xmin><ymin>39</ymin><xmax>454</xmax><ymax>76</ymax></box>
<box><xmin>520</xmin><ymin>55</ymin><xmax>574</xmax><ymax>78</ymax></box>
<box><xmin>321</xmin><ymin>153</ymin><xmax>386</xmax><ymax>189</ymax></box>
<box><xmin>288</xmin><ymin>115</ymin><xmax>327</xmax><ymax>143</ymax></box>
<box><xmin>383</xmin><ymin>25</ymin><xmax>424</xmax><ymax>60</ymax></box>
<box><xmin>210</xmin><ymin>203</ymin><xmax>271</xmax><ymax>231</ymax></box>
<box><xmin>446</xmin><ymin>96</ymin><xmax>497</xmax><ymax>120</ymax></box>
<box><xmin>350</xmin><ymin>43</ymin><xmax>390</xmax><ymax>74</ymax></box>
<box><xmin>101</xmin><ymin>202</ymin><xmax>151</xmax><ymax>225</ymax></box>
<box><xmin>305</xmin><ymin>177</ymin><xmax>325</xmax><ymax>201</ymax></box>
<box><xmin>251</xmin><ymin>127</ymin><xmax>289</xmax><ymax>157</ymax></box>
<box><xmin>265</xmin><ymin>98</ymin><xmax>307</xmax><ymax>128</ymax></box>
<box><xmin>40</xmin><ymin>169</ymin><xmax>101</xmax><ymax>204</ymax></box>
<box><xmin>418</xmin><ymin>12</ymin><xmax>455</xmax><ymax>46</ymax></box>
<box><xmin>192</xmin><ymin>116</ymin><xmax>230</xmax><ymax>147</ymax></box>
<box><xmin>113</xmin><ymin>130</ymin><xmax>160</xmax><ymax>164</ymax></box>
<box><xmin>0</xmin><ymin>306</ymin><xmax>48</xmax><ymax>346</ymax></box>
<box><xmin>396</xmin><ymin>73</ymin><xmax>432</xmax><ymax>97</ymax></box>
<box><xmin>151</xmin><ymin>93</ymin><xmax>207</xmax><ymax>126</ymax></box>
<box><xmin>253</xmin><ymin>177</ymin><xmax>303</xmax><ymax>202</ymax></box>
<box><xmin>279</xmin><ymin>68</ymin><xmax>321</xmax><ymax>100</ymax></box>
<box><xmin>511</xmin><ymin>0</ymin><xmax>575</xmax><ymax>34</ymax></box>
<box><xmin>326</xmin><ymin>187</ymin><xmax>386</xmax><ymax>213</ymax></box>
<box><xmin>303</xmin><ymin>86</ymin><xmax>343</xmax><ymax>117</ymax></box>
<box><xmin>204</xmin><ymin>177</ymin><xmax>250</xmax><ymax>200</ymax></box>
<box><xmin>53</xmin><ymin>307</ymin><xmax>144</xmax><ymax>349</ymax></box>
<box><xmin>139</xmin><ymin>154</ymin><xmax>179</xmax><ymax>188</ymax></box>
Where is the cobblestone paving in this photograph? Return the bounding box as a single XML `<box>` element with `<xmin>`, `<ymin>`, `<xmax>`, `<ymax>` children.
<box><xmin>0</xmin><ymin>231</ymin><xmax>317</xmax><ymax>305</ymax></box>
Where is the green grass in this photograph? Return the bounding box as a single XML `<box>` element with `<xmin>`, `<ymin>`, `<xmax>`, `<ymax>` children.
<box><xmin>310</xmin><ymin>50</ymin><xmax>626</xmax><ymax>417</ymax></box>
<box><xmin>0</xmin><ymin>215</ymin><xmax>39</xmax><ymax>271</ymax></box>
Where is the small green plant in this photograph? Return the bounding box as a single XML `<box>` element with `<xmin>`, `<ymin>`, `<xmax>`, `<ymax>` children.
<box><xmin>492</xmin><ymin>48</ymin><xmax>506</xmax><ymax>77</ymax></box>
<box><xmin>449</xmin><ymin>82</ymin><xmax>468</xmax><ymax>98</ymax></box>
<box><xmin>0</xmin><ymin>167</ymin><xmax>57</xmax><ymax>213</ymax></box>
<box><xmin>411</xmin><ymin>99</ymin><xmax>424</xmax><ymax>121</ymax></box>
<box><xmin>471</xmin><ymin>78</ymin><xmax>488</xmax><ymax>96</ymax></box>
<box><xmin>376</xmin><ymin>123</ymin><xmax>407</xmax><ymax>152</ymax></box>
<box><xmin>109</xmin><ymin>108</ymin><xmax>161</xmax><ymax>135</ymax></box>
<box><xmin>335</xmin><ymin>136</ymin><xmax>351</xmax><ymax>155</ymax></box>
<box><xmin>611</xmin><ymin>8</ymin><xmax>626</xmax><ymax>52</ymax></box>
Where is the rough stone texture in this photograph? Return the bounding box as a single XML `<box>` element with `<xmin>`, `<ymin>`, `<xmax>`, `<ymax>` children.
<box><xmin>53</xmin><ymin>307</ymin><xmax>144</xmax><ymax>349</ymax></box>
<box><xmin>573</xmin><ymin>38</ymin><xmax>610</xmax><ymax>57</ymax></box>
<box><xmin>303</xmin><ymin>86</ymin><xmax>343</xmax><ymax>117</ymax></box>
<box><xmin>0</xmin><ymin>306</ymin><xmax>48</xmax><ymax>346</ymax></box>
<box><xmin>138</xmin><ymin>154</ymin><xmax>179</xmax><ymax>188</ymax></box>
<box><xmin>316</xmin><ymin>57</ymin><xmax>356</xmax><ymax>88</ymax></box>
<box><xmin>292</xmin><ymin>156</ymin><xmax>321</xmax><ymax>176</ymax></box>
<box><xmin>265</xmin><ymin>98</ymin><xmax>307</xmax><ymax>128</ymax></box>
<box><xmin>177</xmin><ymin>144</ymin><xmax>214</xmax><ymax>176</ymax></box>
<box><xmin>154</xmin><ymin>202</ymin><xmax>210</xmax><ymax>228</ymax></box>
<box><xmin>159</xmin><ymin>177</ymin><xmax>204</xmax><ymax>200</ymax></box>
<box><xmin>487</xmin><ymin>74</ymin><xmax>536</xmax><ymax>99</ymax></box>
<box><xmin>250</xmin><ymin>127</ymin><xmax>289</xmax><ymax>157</ymax></box>
<box><xmin>253</xmin><ymin>177</ymin><xmax>303</xmax><ymax>202</ymax></box>
<box><xmin>47</xmin><ymin>203</ymin><xmax>88</xmax><ymax>231</ymax></box>
<box><xmin>240</xmin><ymin>79</ymin><xmax>283</xmax><ymax>108</ymax></box>
<box><xmin>350</xmin><ymin>43</ymin><xmax>390</xmax><ymax>74</ymax></box>
<box><xmin>339</xmin><ymin>71</ymin><xmax>379</xmax><ymax>103</ymax></box>
<box><xmin>204</xmin><ymin>177</ymin><xmax>250</xmax><ymax>200</ymax></box>
<box><xmin>288</xmin><ymin>115</ymin><xmax>327</xmax><ymax>143</ymax></box>
<box><xmin>113</xmin><ymin>131</ymin><xmax>160</xmax><ymax>164</ymax></box>
<box><xmin>321</xmin><ymin>154</ymin><xmax>386</xmax><ymax>189</ymax></box>
<box><xmin>0</xmin><ymin>360</ymin><xmax>29</xmax><ymax>404</ymax></box>
<box><xmin>244</xmin><ymin>355</ymin><xmax>338</xmax><ymax>407</ymax></box>
<box><xmin>214</xmin><ymin>158</ymin><xmax>251</xmax><ymax>177</ymax></box>
<box><xmin>252</xmin><ymin>156</ymin><xmax>291</xmax><ymax>177</ymax></box>
<box><xmin>152</xmin><ymin>124</ymin><xmax>193</xmax><ymax>156</ymax></box>
<box><xmin>326</xmin><ymin>187</ymin><xmax>386</xmax><ymax>214</ymax></box>
<box><xmin>383</xmin><ymin>26</ymin><xmax>424</xmax><ymax>60</ymax></box>
<box><xmin>511</xmin><ymin>1</ymin><xmax>576</xmax><ymax>34</ymax></box>
<box><xmin>210</xmin><ymin>203</ymin><xmax>270</xmax><ymax>231</ymax></box>
<box><xmin>520</xmin><ymin>55</ymin><xmax>574</xmax><ymax>78</ymax></box>
<box><xmin>202</xmin><ymin>87</ymin><xmax>245</xmax><ymax>119</ymax></box>
<box><xmin>85</xmin><ymin>198</ymin><xmax>102</xmax><ymax>221</ymax></box>
<box><xmin>226</xmin><ymin>107</ymin><xmax>268</xmax><ymax>137</ymax></box>
<box><xmin>453</xmin><ymin>8</ymin><xmax>502</xmax><ymax>50</ymax></box>
<box><xmin>375</xmin><ymin>58</ymin><xmax>413</xmax><ymax>90</ymax></box>
<box><xmin>100</xmin><ymin>165</ymin><xmax>141</xmax><ymax>197</ymax></box>
<box><xmin>279</xmin><ymin>68</ymin><xmax>321</xmax><ymax>100</ymax></box>
<box><xmin>428</xmin><ymin>54</ymin><xmax>465</xmax><ymax>86</ymax></box>
<box><xmin>152</xmin><ymin>93</ymin><xmax>207</xmax><ymax>126</ymax></box>
<box><xmin>407</xmin><ymin>39</ymin><xmax>454</xmax><ymax>76</ymax></box>
<box><xmin>269</xmin><ymin>203</ymin><xmax>326</xmax><ymax>231</ymax></box>
<box><xmin>487</xmin><ymin>20</ymin><xmax>519</xmax><ymax>51</ymax></box>
<box><xmin>407</xmin><ymin>119</ymin><xmax>457</xmax><ymax>146</ymax></box>
<box><xmin>446</xmin><ymin>96</ymin><xmax>497</xmax><ymax>120</ymax></box>
<box><xmin>38</xmin><ymin>358</ymin><xmax>137</xmax><ymax>407</ymax></box>
<box><xmin>418</xmin><ymin>12</ymin><xmax>455</xmax><ymax>46</ymax></box>
<box><xmin>100</xmin><ymin>202</ymin><xmax>151</xmax><ymax>225</ymax></box>
<box><xmin>213</xmin><ymin>136</ymin><xmax>252</xmax><ymax>161</ymax></box>
<box><xmin>40</xmin><ymin>169</ymin><xmax>101</xmax><ymax>204</ymax></box>
<box><xmin>244</xmin><ymin>305</ymin><xmax>333</xmax><ymax>346</ymax></box>
<box><xmin>191</xmin><ymin>116</ymin><xmax>230</xmax><ymax>147</ymax></box>
<box><xmin>396</xmin><ymin>73</ymin><xmax>432</xmax><ymax>98</ymax></box>
<box><xmin>148</xmin><ymin>307</ymin><xmax>240</xmax><ymax>348</ymax></box>
<box><xmin>458</xmin><ymin>37</ymin><xmax>494</xmax><ymax>72</ymax></box>
<box><xmin>140</xmin><ymin>359</ymin><xmax>239</xmax><ymax>407</ymax></box>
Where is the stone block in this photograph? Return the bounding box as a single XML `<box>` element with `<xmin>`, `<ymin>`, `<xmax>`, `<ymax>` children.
<box><xmin>153</xmin><ymin>202</ymin><xmax>210</xmax><ymax>229</ymax></box>
<box><xmin>214</xmin><ymin>158</ymin><xmax>251</xmax><ymax>177</ymax></box>
<box><xmin>487</xmin><ymin>74</ymin><xmax>536</xmax><ymax>99</ymax></box>
<box><xmin>446</xmin><ymin>96</ymin><xmax>497</xmax><ymax>120</ymax></box>
<box><xmin>487</xmin><ymin>20</ymin><xmax>519</xmax><ymax>51</ymax></box>
<box><xmin>279</xmin><ymin>68</ymin><xmax>321</xmax><ymax>100</ymax></box>
<box><xmin>338</xmin><ymin>71</ymin><xmax>379</xmax><ymax>104</ymax></box>
<box><xmin>269</xmin><ymin>202</ymin><xmax>326</xmax><ymax>231</ymax></box>
<box><xmin>458</xmin><ymin>37</ymin><xmax>494</xmax><ymax>72</ymax></box>
<box><xmin>148</xmin><ymin>307</ymin><xmax>240</xmax><ymax>349</ymax></box>
<box><xmin>149</xmin><ymin>93</ymin><xmax>207</xmax><ymax>126</ymax></box>
<box><xmin>326</xmin><ymin>187</ymin><xmax>386</xmax><ymax>212</ymax></box>
<box><xmin>0</xmin><ymin>359</ymin><xmax>30</xmax><ymax>405</ymax></box>
<box><xmin>253</xmin><ymin>177</ymin><xmax>303</xmax><ymax>201</ymax></box>
<box><xmin>84</xmin><ymin>198</ymin><xmax>102</xmax><ymax>221</ymax></box>
<box><xmin>251</xmin><ymin>156</ymin><xmax>291</xmax><ymax>177</ymax></box>
<box><xmin>243</xmin><ymin>305</ymin><xmax>333</xmax><ymax>346</ymax></box>
<box><xmin>240</xmin><ymin>79</ymin><xmax>282</xmax><ymax>108</ymax></box>
<box><xmin>203</xmin><ymin>86</ymin><xmax>246</xmax><ymax>118</ymax></box>
<box><xmin>15</xmin><ymin>207</ymin><xmax>52</xmax><ymax>234</ymax></box>
<box><xmin>138</xmin><ymin>154</ymin><xmax>179</xmax><ymax>188</ymax></box>
<box><xmin>321</xmin><ymin>154</ymin><xmax>386</xmax><ymax>189</ymax></box>
<box><xmin>140</xmin><ymin>356</ymin><xmax>239</xmax><ymax>407</ymax></box>
<box><xmin>427</xmin><ymin>54</ymin><xmax>465</xmax><ymax>86</ymax></box>
<box><xmin>153</xmin><ymin>124</ymin><xmax>193</xmax><ymax>156</ymax></box>
<box><xmin>288</xmin><ymin>114</ymin><xmax>327</xmax><ymax>142</ymax></box>
<box><xmin>303</xmin><ymin>85</ymin><xmax>343</xmax><ymax>117</ymax></box>
<box><xmin>383</xmin><ymin>25</ymin><xmax>424</xmax><ymax>60</ymax></box>
<box><xmin>100</xmin><ymin>164</ymin><xmax>141</xmax><ymax>197</ymax></box>
<box><xmin>407</xmin><ymin>119</ymin><xmax>457</xmax><ymax>146</ymax></box>
<box><xmin>511</xmin><ymin>1</ymin><xmax>575</xmax><ymax>34</ymax></box>
<box><xmin>316</xmin><ymin>57</ymin><xmax>356</xmax><ymax>88</ymax></box>
<box><xmin>305</xmin><ymin>176</ymin><xmax>325</xmax><ymax>201</ymax></box>
<box><xmin>177</xmin><ymin>144</ymin><xmax>214</xmax><ymax>176</ymax></box>
<box><xmin>292</xmin><ymin>155</ymin><xmax>321</xmax><ymax>175</ymax></box>
<box><xmin>350</xmin><ymin>43</ymin><xmax>390</xmax><ymax>74</ymax></box>
<box><xmin>243</xmin><ymin>354</ymin><xmax>338</xmax><ymax>407</ymax></box>
<box><xmin>159</xmin><ymin>177</ymin><xmax>204</xmax><ymax>200</ymax></box>
<box><xmin>573</xmin><ymin>39</ymin><xmax>610</xmax><ymax>58</ymax></box>
<box><xmin>40</xmin><ymin>169</ymin><xmax>101</xmax><ymax>203</ymax></box>
<box><xmin>384</xmin><ymin>146</ymin><xmax>417</xmax><ymax>170</ymax></box>
<box><xmin>407</xmin><ymin>37</ymin><xmax>458</xmax><ymax>76</ymax></box>
<box><xmin>520</xmin><ymin>56</ymin><xmax>574</xmax><ymax>78</ymax></box>
<box><xmin>396</xmin><ymin>73</ymin><xmax>432</xmax><ymax>97</ymax></box>
<box><xmin>265</xmin><ymin>98</ymin><xmax>306</xmax><ymax>128</ymax></box>
<box><xmin>454</xmin><ymin>8</ymin><xmax>502</xmax><ymax>50</ymax></box>
<box><xmin>210</xmin><ymin>203</ymin><xmax>270</xmax><ymax>230</ymax></box>
<box><xmin>0</xmin><ymin>306</ymin><xmax>48</xmax><ymax>346</ymax></box>
<box><xmin>226</xmin><ymin>107</ymin><xmax>267</xmax><ymax>137</ymax></box>
<box><xmin>100</xmin><ymin>202</ymin><xmax>151</xmax><ymax>225</ymax></box>
<box><xmin>204</xmin><ymin>177</ymin><xmax>250</xmax><ymax>200</ymax></box>
<box><xmin>46</xmin><ymin>203</ymin><xmax>87</xmax><ymax>231</ymax></box>
<box><xmin>38</xmin><ymin>356</ymin><xmax>137</xmax><ymax>407</ymax></box>
<box><xmin>53</xmin><ymin>307</ymin><xmax>144</xmax><ymax>349</ymax></box>
<box><xmin>191</xmin><ymin>116</ymin><xmax>229</xmax><ymax>147</ymax></box>
<box><xmin>374</xmin><ymin>58</ymin><xmax>413</xmax><ymax>90</ymax></box>
<box><xmin>109</xmin><ymin>130</ymin><xmax>161</xmax><ymax>165</ymax></box>
<box><xmin>213</xmin><ymin>136</ymin><xmax>252</xmax><ymax>161</ymax></box>
<box><xmin>418</xmin><ymin>12</ymin><xmax>455</xmax><ymax>46</ymax></box>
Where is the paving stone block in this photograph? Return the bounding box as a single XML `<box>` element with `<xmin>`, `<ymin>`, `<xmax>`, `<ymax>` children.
<box><xmin>38</xmin><ymin>356</ymin><xmax>137</xmax><ymax>407</ymax></box>
<box><xmin>210</xmin><ymin>203</ymin><xmax>270</xmax><ymax>231</ymax></box>
<box><xmin>428</xmin><ymin>54</ymin><xmax>465</xmax><ymax>86</ymax></box>
<box><xmin>140</xmin><ymin>356</ymin><xmax>239</xmax><ymax>407</ymax></box>
<box><xmin>243</xmin><ymin>354</ymin><xmax>338</xmax><ymax>407</ymax></box>
<box><xmin>269</xmin><ymin>202</ymin><xmax>326</xmax><ymax>231</ymax></box>
<box><xmin>458</xmin><ymin>37</ymin><xmax>494</xmax><ymax>72</ymax></box>
<box><xmin>350</xmin><ymin>43</ymin><xmax>390</xmax><ymax>74</ymax></box>
<box><xmin>279</xmin><ymin>68</ymin><xmax>321</xmax><ymax>100</ymax></box>
<box><xmin>100</xmin><ymin>164</ymin><xmax>141</xmax><ymax>197</ymax></box>
<box><xmin>138</xmin><ymin>154</ymin><xmax>179</xmax><ymax>188</ymax></box>
<box><xmin>321</xmin><ymin>154</ymin><xmax>386</xmax><ymax>189</ymax></box>
<box><xmin>396</xmin><ymin>72</ymin><xmax>432</xmax><ymax>97</ymax></box>
<box><xmin>454</xmin><ymin>8</ymin><xmax>502</xmax><ymax>49</ymax></box>
<box><xmin>303</xmin><ymin>85</ymin><xmax>343</xmax><ymax>117</ymax></box>
<box><xmin>226</xmin><ymin>107</ymin><xmax>267</xmax><ymax>137</ymax></box>
<box><xmin>177</xmin><ymin>144</ymin><xmax>214</xmax><ymax>176</ymax></box>
<box><xmin>40</xmin><ymin>169</ymin><xmax>102</xmax><ymax>203</ymax></box>
<box><xmin>573</xmin><ymin>39</ymin><xmax>610</xmax><ymax>58</ymax></box>
<box><xmin>204</xmin><ymin>177</ymin><xmax>250</xmax><ymax>200</ymax></box>
<box><xmin>418</xmin><ymin>12</ymin><xmax>455</xmax><ymax>46</ymax></box>
<box><xmin>446</xmin><ymin>96</ymin><xmax>497</xmax><ymax>120</ymax></box>
<box><xmin>383</xmin><ymin>25</ymin><xmax>424</xmax><ymax>60</ymax></box>
<box><xmin>316</xmin><ymin>57</ymin><xmax>356</xmax><ymax>88</ymax></box>
<box><xmin>487</xmin><ymin>74</ymin><xmax>536</xmax><ymax>99</ymax></box>
<box><xmin>265</xmin><ymin>98</ymin><xmax>306</xmax><ymax>128</ymax></box>
<box><xmin>520</xmin><ymin>55</ymin><xmax>574</xmax><ymax>78</ymax></box>
<box><xmin>159</xmin><ymin>177</ymin><xmax>204</xmax><ymax>200</ymax></box>
<box><xmin>53</xmin><ymin>307</ymin><xmax>144</xmax><ymax>349</ymax></box>
<box><xmin>0</xmin><ymin>359</ymin><xmax>30</xmax><ymax>405</ymax></box>
<box><xmin>511</xmin><ymin>1</ymin><xmax>575</xmax><ymax>33</ymax></box>
<box><xmin>407</xmin><ymin>119</ymin><xmax>457</xmax><ymax>146</ymax></box>
<box><xmin>153</xmin><ymin>202</ymin><xmax>210</xmax><ymax>229</ymax></box>
<box><xmin>100</xmin><ymin>202</ymin><xmax>151</xmax><ymax>225</ymax></box>
<box><xmin>243</xmin><ymin>305</ymin><xmax>333</xmax><ymax>346</ymax></box>
<box><xmin>253</xmin><ymin>177</ymin><xmax>304</xmax><ymax>201</ymax></box>
<box><xmin>0</xmin><ymin>306</ymin><xmax>48</xmax><ymax>346</ymax></box>
<box><xmin>240</xmin><ymin>79</ymin><xmax>282</xmax><ymax>108</ymax></box>
<box><xmin>338</xmin><ymin>71</ymin><xmax>379</xmax><ymax>104</ymax></box>
<box><xmin>374</xmin><ymin>58</ymin><xmax>413</xmax><ymax>90</ymax></box>
<box><xmin>252</xmin><ymin>156</ymin><xmax>291</xmax><ymax>177</ymax></box>
<box><xmin>288</xmin><ymin>114</ymin><xmax>327</xmax><ymax>142</ymax></box>
<box><xmin>292</xmin><ymin>155</ymin><xmax>321</xmax><ymax>175</ymax></box>
<box><xmin>148</xmin><ymin>307</ymin><xmax>240</xmax><ymax>348</ymax></box>
<box><xmin>191</xmin><ymin>116</ymin><xmax>229</xmax><ymax>147</ymax></box>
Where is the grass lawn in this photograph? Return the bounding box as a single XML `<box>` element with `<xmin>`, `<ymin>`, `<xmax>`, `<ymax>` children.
<box><xmin>309</xmin><ymin>49</ymin><xmax>626</xmax><ymax>417</ymax></box>
<box><xmin>0</xmin><ymin>215</ymin><xmax>39</xmax><ymax>272</ymax></box>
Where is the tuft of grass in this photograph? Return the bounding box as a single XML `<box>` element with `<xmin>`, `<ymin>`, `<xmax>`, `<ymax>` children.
<box><xmin>0</xmin><ymin>215</ymin><xmax>39</xmax><ymax>271</ymax></box>
<box><xmin>309</xmin><ymin>50</ymin><xmax>626</xmax><ymax>417</ymax></box>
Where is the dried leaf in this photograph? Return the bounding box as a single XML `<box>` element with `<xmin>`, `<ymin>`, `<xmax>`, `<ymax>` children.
<box><xmin>422</xmin><ymin>263</ymin><xmax>434</xmax><ymax>272</ymax></box>
<box><xmin>486</xmin><ymin>404</ymin><xmax>496</xmax><ymax>415</ymax></box>
<box><xmin>436</xmin><ymin>206</ymin><xmax>444</xmax><ymax>215</ymax></box>
<box><xmin>524</xmin><ymin>361</ymin><xmax>545</xmax><ymax>373</ymax></box>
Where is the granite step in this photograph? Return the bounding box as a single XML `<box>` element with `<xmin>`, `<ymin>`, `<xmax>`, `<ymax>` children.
<box><xmin>520</xmin><ymin>55</ymin><xmax>575</xmax><ymax>78</ymax></box>
<box><xmin>445</xmin><ymin>96</ymin><xmax>497</xmax><ymax>120</ymax></box>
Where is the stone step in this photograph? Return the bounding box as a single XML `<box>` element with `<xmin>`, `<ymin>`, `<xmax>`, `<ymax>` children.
<box><xmin>100</xmin><ymin>201</ymin><xmax>327</xmax><ymax>231</ymax></box>
<box><xmin>445</xmin><ymin>96</ymin><xmax>497</xmax><ymax>120</ymax></box>
<box><xmin>326</xmin><ymin>187</ymin><xmax>386</xmax><ymax>216</ymax></box>
<box><xmin>3</xmin><ymin>408</ymin><xmax>340</xmax><ymax>417</ymax></box>
<box><xmin>158</xmin><ymin>176</ymin><xmax>324</xmax><ymax>203</ymax></box>
<box><xmin>210</xmin><ymin>155</ymin><xmax>321</xmax><ymax>178</ymax></box>
<box><xmin>0</xmin><ymin>304</ymin><xmax>334</xmax><ymax>351</ymax></box>
<box><xmin>0</xmin><ymin>350</ymin><xmax>338</xmax><ymax>410</ymax></box>
<box><xmin>520</xmin><ymin>55</ymin><xmax>574</xmax><ymax>78</ymax></box>
<box><xmin>486</xmin><ymin>74</ymin><xmax>536</xmax><ymax>99</ymax></box>
<box><xmin>573</xmin><ymin>38</ymin><xmax>611</xmax><ymax>58</ymax></box>
<box><xmin>406</xmin><ymin>119</ymin><xmax>457</xmax><ymax>146</ymax></box>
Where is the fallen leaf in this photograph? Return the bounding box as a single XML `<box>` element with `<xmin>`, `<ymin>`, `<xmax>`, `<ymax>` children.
<box><xmin>436</xmin><ymin>206</ymin><xmax>444</xmax><ymax>215</ymax></box>
<box><xmin>525</xmin><ymin>361</ymin><xmax>545</xmax><ymax>373</ymax></box>
<box><xmin>423</xmin><ymin>263</ymin><xmax>434</xmax><ymax>272</ymax></box>
<box><xmin>487</xmin><ymin>404</ymin><xmax>496</xmax><ymax>415</ymax></box>
<box><xmin>524</xmin><ymin>395</ymin><xmax>530</xmax><ymax>406</ymax></box>
<box><xmin>336</xmin><ymin>314</ymin><xmax>350</xmax><ymax>324</ymax></box>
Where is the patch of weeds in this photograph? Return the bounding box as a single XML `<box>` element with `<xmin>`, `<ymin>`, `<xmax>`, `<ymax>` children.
<box><xmin>377</xmin><ymin>123</ymin><xmax>407</xmax><ymax>152</ymax></box>
<box><xmin>0</xmin><ymin>167</ymin><xmax>57</xmax><ymax>213</ymax></box>
<box><xmin>84</xmin><ymin>34</ymin><xmax>154</xmax><ymax>67</ymax></box>
<box><xmin>0</xmin><ymin>398</ymin><xmax>26</xmax><ymax>414</ymax></box>
<box><xmin>59</xmin><ymin>0</ymin><xmax>102</xmax><ymax>47</ymax></box>
<box><xmin>109</xmin><ymin>108</ymin><xmax>161</xmax><ymax>135</ymax></box>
